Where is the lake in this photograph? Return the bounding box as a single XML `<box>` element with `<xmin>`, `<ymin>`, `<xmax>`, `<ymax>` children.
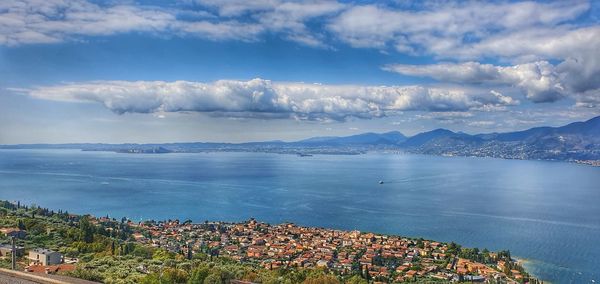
<box><xmin>0</xmin><ymin>149</ymin><xmax>598</xmax><ymax>283</ymax></box>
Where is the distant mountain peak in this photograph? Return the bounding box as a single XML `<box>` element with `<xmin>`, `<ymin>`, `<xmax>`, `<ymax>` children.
<box><xmin>296</xmin><ymin>131</ymin><xmax>406</xmax><ymax>145</ymax></box>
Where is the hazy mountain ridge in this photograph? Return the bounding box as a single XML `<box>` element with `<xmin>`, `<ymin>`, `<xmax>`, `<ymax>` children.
<box><xmin>405</xmin><ymin>116</ymin><xmax>600</xmax><ymax>160</ymax></box>
<box><xmin>2</xmin><ymin>116</ymin><xmax>599</xmax><ymax>161</ymax></box>
<box><xmin>297</xmin><ymin>131</ymin><xmax>406</xmax><ymax>146</ymax></box>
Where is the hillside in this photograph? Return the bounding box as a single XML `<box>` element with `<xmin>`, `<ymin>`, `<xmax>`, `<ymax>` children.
<box><xmin>403</xmin><ymin>116</ymin><xmax>600</xmax><ymax>161</ymax></box>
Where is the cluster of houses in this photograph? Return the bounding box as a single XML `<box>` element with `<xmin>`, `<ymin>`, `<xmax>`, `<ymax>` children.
<box><xmin>0</xmin><ymin>227</ymin><xmax>76</xmax><ymax>275</ymax></box>
<box><xmin>0</xmin><ymin>218</ymin><xmax>527</xmax><ymax>282</ymax></box>
<box><xmin>132</xmin><ymin>219</ymin><xmax>523</xmax><ymax>283</ymax></box>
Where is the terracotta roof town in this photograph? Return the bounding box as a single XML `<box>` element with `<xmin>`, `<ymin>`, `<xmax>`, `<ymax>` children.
<box><xmin>131</xmin><ymin>218</ymin><xmax>523</xmax><ymax>283</ymax></box>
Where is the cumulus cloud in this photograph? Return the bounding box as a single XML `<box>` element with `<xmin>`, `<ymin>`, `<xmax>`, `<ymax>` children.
<box><xmin>384</xmin><ymin>61</ymin><xmax>565</xmax><ymax>103</ymax></box>
<box><xmin>384</xmin><ymin>57</ymin><xmax>600</xmax><ymax>104</ymax></box>
<box><xmin>21</xmin><ymin>79</ymin><xmax>518</xmax><ymax>121</ymax></box>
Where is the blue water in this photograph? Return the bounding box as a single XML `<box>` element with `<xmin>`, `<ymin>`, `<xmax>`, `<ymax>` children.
<box><xmin>0</xmin><ymin>149</ymin><xmax>599</xmax><ymax>283</ymax></box>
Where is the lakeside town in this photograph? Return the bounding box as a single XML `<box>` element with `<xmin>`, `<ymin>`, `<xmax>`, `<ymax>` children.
<box><xmin>0</xmin><ymin>200</ymin><xmax>541</xmax><ymax>283</ymax></box>
<box><xmin>132</xmin><ymin>218</ymin><xmax>532</xmax><ymax>283</ymax></box>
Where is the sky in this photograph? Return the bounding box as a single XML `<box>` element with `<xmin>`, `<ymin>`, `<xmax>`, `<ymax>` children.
<box><xmin>0</xmin><ymin>0</ymin><xmax>599</xmax><ymax>143</ymax></box>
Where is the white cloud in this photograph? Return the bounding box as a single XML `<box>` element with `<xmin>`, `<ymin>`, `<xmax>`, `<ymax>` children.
<box><xmin>2</xmin><ymin>0</ymin><xmax>598</xmax><ymax>109</ymax></box>
<box><xmin>574</xmin><ymin>89</ymin><xmax>600</xmax><ymax>108</ymax></box>
<box><xmin>467</xmin><ymin>120</ymin><xmax>496</xmax><ymax>127</ymax></box>
<box><xmin>3</xmin><ymin>0</ymin><xmax>594</xmax><ymax>57</ymax></box>
<box><xmin>328</xmin><ymin>1</ymin><xmax>598</xmax><ymax>106</ymax></box>
<box><xmin>21</xmin><ymin>79</ymin><xmax>518</xmax><ymax>121</ymax></box>
<box><xmin>384</xmin><ymin>57</ymin><xmax>600</xmax><ymax>104</ymax></box>
<box><xmin>0</xmin><ymin>0</ymin><xmax>177</xmax><ymax>45</ymax></box>
<box><xmin>0</xmin><ymin>0</ymin><xmax>595</xmax><ymax>56</ymax></box>
<box><xmin>327</xmin><ymin>1</ymin><xmax>591</xmax><ymax>57</ymax></box>
<box><xmin>190</xmin><ymin>0</ymin><xmax>345</xmax><ymax>47</ymax></box>
<box><xmin>0</xmin><ymin>0</ymin><xmax>344</xmax><ymax>47</ymax></box>
<box><xmin>384</xmin><ymin>61</ymin><xmax>564</xmax><ymax>102</ymax></box>
<box><xmin>456</xmin><ymin>26</ymin><xmax>600</xmax><ymax>61</ymax></box>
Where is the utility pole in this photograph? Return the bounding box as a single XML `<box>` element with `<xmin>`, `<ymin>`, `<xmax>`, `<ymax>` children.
<box><xmin>11</xmin><ymin>236</ymin><xmax>16</xmax><ymax>270</ymax></box>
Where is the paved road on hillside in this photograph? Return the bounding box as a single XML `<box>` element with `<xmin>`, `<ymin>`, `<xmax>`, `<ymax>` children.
<box><xmin>0</xmin><ymin>273</ymin><xmax>39</xmax><ymax>284</ymax></box>
<box><xmin>0</xmin><ymin>269</ymin><xmax>100</xmax><ymax>284</ymax></box>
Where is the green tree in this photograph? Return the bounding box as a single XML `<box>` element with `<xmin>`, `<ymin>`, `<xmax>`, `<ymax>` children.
<box><xmin>17</xmin><ymin>219</ymin><xmax>25</xmax><ymax>230</ymax></box>
<box><xmin>132</xmin><ymin>245</ymin><xmax>153</xmax><ymax>258</ymax></box>
<box><xmin>153</xmin><ymin>248</ymin><xmax>175</xmax><ymax>261</ymax></box>
<box><xmin>67</xmin><ymin>268</ymin><xmax>104</xmax><ymax>282</ymax></box>
<box><xmin>362</xmin><ymin>266</ymin><xmax>371</xmax><ymax>282</ymax></box>
<box><xmin>203</xmin><ymin>273</ymin><xmax>222</xmax><ymax>284</ymax></box>
<box><xmin>346</xmin><ymin>275</ymin><xmax>367</xmax><ymax>284</ymax></box>
<box><xmin>188</xmin><ymin>266</ymin><xmax>210</xmax><ymax>284</ymax></box>
<box><xmin>163</xmin><ymin>268</ymin><xmax>189</xmax><ymax>284</ymax></box>
<box><xmin>140</xmin><ymin>273</ymin><xmax>161</xmax><ymax>284</ymax></box>
<box><xmin>79</xmin><ymin>217</ymin><xmax>94</xmax><ymax>243</ymax></box>
<box><xmin>303</xmin><ymin>274</ymin><xmax>339</xmax><ymax>284</ymax></box>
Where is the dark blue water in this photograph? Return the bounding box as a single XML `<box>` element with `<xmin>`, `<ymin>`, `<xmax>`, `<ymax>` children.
<box><xmin>0</xmin><ymin>149</ymin><xmax>599</xmax><ymax>283</ymax></box>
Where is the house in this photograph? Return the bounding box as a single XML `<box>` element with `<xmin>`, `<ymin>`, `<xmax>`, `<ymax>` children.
<box><xmin>464</xmin><ymin>275</ymin><xmax>486</xmax><ymax>282</ymax></box>
<box><xmin>28</xmin><ymin>248</ymin><xmax>62</xmax><ymax>266</ymax></box>
<box><xmin>0</xmin><ymin>244</ymin><xmax>24</xmax><ymax>257</ymax></box>
<box><xmin>316</xmin><ymin>259</ymin><xmax>330</xmax><ymax>267</ymax></box>
<box><xmin>132</xmin><ymin>233</ymin><xmax>146</xmax><ymax>241</ymax></box>
<box><xmin>25</xmin><ymin>264</ymin><xmax>75</xmax><ymax>274</ymax></box>
<box><xmin>0</xmin><ymin>228</ymin><xmax>27</xmax><ymax>239</ymax></box>
<box><xmin>405</xmin><ymin>270</ymin><xmax>418</xmax><ymax>278</ymax></box>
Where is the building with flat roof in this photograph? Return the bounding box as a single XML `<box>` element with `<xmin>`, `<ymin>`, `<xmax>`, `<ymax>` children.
<box><xmin>28</xmin><ymin>249</ymin><xmax>62</xmax><ymax>266</ymax></box>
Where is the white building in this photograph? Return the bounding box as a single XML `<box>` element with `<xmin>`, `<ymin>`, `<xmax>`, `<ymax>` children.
<box><xmin>28</xmin><ymin>248</ymin><xmax>62</xmax><ymax>266</ymax></box>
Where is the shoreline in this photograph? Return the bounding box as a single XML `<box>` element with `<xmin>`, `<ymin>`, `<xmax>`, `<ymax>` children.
<box><xmin>2</xmin><ymin>147</ymin><xmax>600</xmax><ymax>168</ymax></box>
<box><xmin>0</xmin><ymin>200</ymin><xmax>540</xmax><ymax>283</ymax></box>
<box><xmin>514</xmin><ymin>257</ymin><xmax>551</xmax><ymax>284</ymax></box>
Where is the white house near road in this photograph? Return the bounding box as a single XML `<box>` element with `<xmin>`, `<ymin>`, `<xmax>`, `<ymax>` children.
<box><xmin>28</xmin><ymin>248</ymin><xmax>62</xmax><ymax>266</ymax></box>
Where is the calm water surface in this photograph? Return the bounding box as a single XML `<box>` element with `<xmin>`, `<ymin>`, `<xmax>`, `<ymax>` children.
<box><xmin>0</xmin><ymin>149</ymin><xmax>599</xmax><ymax>283</ymax></box>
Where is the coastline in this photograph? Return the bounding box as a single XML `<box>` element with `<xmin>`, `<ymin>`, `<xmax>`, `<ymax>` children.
<box><xmin>0</xmin><ymin>200</ymin><xmax>540</xmax><ymax>283</ymax></box>
<box><xmin>514</xmin><ymin>258</ymin><xmax>551</xmax><ymax>284</ymax></box>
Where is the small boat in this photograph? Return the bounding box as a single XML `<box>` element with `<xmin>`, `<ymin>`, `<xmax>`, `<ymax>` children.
<box><xmin>297</xmin><ymin>153</ymin><xmax>313</xmax><ymax>157</ymax></box>
<box><xmin>378</xmin><ymin>180</ymin><xmax>384</xmax><ymax>184</ymax></box>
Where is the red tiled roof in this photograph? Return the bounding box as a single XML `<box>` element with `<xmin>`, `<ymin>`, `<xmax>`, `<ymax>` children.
<box><xmin>26</xmin><ymin>264</ymin><xmax>76</xmax><ymax>274</ymax></box>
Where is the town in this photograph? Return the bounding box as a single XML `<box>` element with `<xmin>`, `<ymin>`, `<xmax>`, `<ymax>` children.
<box><xmin>130</xmin><ymin>218</ymin><xmax>532</xmax><ymax>283</ymax></box>
<box><xmin>0</xmin><ymin>200</ymin><xmax>540</xmax><ymax>283</ymax></box>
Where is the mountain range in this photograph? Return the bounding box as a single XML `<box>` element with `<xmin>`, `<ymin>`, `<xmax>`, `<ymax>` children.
<box><xmin>2</xmin><ymin>116</ymin><xmax>599</xmax><ymax>161</ymax></box>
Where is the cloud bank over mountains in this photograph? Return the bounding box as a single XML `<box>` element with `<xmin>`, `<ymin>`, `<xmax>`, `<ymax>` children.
<box><xmin>24</xmin><ymin>79</ymin><xmax>518</xmax><ymax>121</ymax></box>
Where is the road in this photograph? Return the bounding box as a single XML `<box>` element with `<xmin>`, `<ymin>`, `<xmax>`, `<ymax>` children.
<box><xmin>0</xmin><ymin>273</ymin><xmax>39</xmax><ymax>284</ymax></box>
<box><xmin>0</xmin><ymin>268</ymin><xmax>100</xmax><ymax>284</ymax></box>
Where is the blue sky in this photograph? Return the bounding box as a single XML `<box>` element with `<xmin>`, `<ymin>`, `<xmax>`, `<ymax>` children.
<box><xmin>0</xmin><ymin>0</ymin><xmax>599</xmax><ymax>143</ymax></box>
